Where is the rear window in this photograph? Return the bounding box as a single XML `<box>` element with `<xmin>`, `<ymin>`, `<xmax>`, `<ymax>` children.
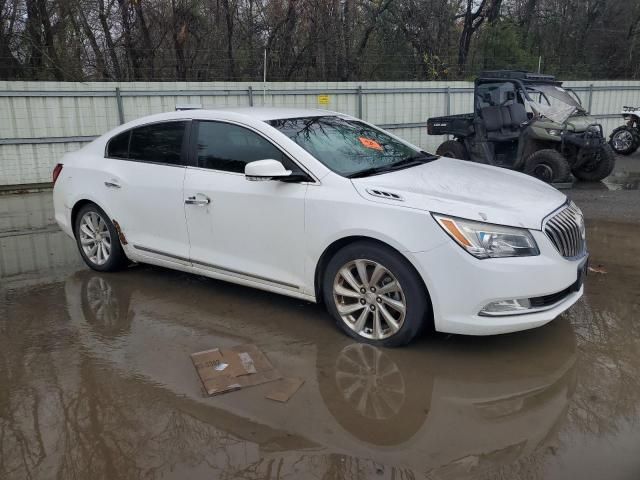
<box><xmin>128</xmin><ymin>121</ymin><xmax>186</xmax><ymax>165</ymax></box>
<box><xmin>106</xmin><ymin>131</ymin><xmax>130</xmax><ymax>158</ymax></box>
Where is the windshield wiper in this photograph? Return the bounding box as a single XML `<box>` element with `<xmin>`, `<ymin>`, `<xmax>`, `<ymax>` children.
<box><xmin>347</xmin><ymin>152</ymin><xmax>438</xmax><ymax>179</ymax></box>
<box><xmin>403</xmin><ymin>152</ymin><xmax>439</xmax><ymax>163</ymax></box>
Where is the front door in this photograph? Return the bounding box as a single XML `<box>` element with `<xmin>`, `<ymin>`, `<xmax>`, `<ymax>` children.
<box><xmin>183</xmin><ymin>120</ymin><xmax>308</xmax><ymax>292</ymax></box>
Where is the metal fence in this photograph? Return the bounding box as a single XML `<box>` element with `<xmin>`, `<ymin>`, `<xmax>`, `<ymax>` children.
<box><xmin>2</xmin><ymin>80</ymin><xmax>640</xmax><ymax>187</ymax></box>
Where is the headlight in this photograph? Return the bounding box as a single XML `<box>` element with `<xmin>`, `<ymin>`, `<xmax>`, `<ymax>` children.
<box><xmin>432</xmin><ymin>214</ymin><xmax>539</xmax><ymax>259</ymax></box>
<box><xmin>546</xmin><ymin>128</ymin><xmax>562</xmax><ymax>136</ymax></box>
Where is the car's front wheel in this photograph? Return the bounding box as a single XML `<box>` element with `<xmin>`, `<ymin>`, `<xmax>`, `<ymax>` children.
<box><xmin>74</xmin><ymin>203</ymin><xmax>128</xmax><ymax>272</ymax></box>
<box><xmin>323</xmin><ymin>241</ymin><xmax>429</xmax><ymax>347</ymax></box>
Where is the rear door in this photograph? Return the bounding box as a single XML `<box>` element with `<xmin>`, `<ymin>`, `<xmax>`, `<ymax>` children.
<box><xmin>102</xmin><ymin>121</ymin><xmax>191</xmax><ymax>263</ymax></box>
<box><xmin>183</xmin><ymin>120</ymin><xmax>309</xmax><ymax>292</ymax></box>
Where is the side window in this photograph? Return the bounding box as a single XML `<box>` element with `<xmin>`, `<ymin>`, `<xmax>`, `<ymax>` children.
<box><xmin>195</xmin><ymin>121</ymin><xmax>296</xmax><ymax>174</ymax></box>
<box><xmin>106</xmin><ymin>131</ymin><xmax>130</xmax><ymax>158</ymax></box>
<box><xmin>129</xmin><ymin>121</ymin><xmax>186</xmax><ymax>165</ymax></box>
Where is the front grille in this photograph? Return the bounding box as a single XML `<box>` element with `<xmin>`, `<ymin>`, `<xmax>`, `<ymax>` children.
<box><xmin>544</xmin><ymin>202</ymin><xmax>586</xmax><ymax>258</ymax></box>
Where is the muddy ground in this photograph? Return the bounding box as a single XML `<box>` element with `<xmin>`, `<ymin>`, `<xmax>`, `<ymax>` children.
<box><xmin>1</xmin><ymin>154</ymin><xmax>639</xmax><ymax>479</ymax></box>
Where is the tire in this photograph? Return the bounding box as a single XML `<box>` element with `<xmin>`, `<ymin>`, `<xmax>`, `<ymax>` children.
<box><xmin>573</xmin><ymin>144</ymin><xmax>616</xmax><ymax>182</ymax></box>
<box><xmin>436</xmin><ymin>140</ymin><xmax>468</xmax><ymax>159</ymax></box>
<box><xmin>609</xmin><ymin>125</ymin><xmax>639</xmax><ymax>155</ymax></box>
<box><xmin>322</xmin><ymin>240</ymin><xmax>429</xmax><ymax>347</ymax></box>
<box><xmin>74</xmin><ymin>203</ymin><xmax>128</xmax><ymax>272</ymax></box>
<box><xmin>523</xmin><ymin>149</ymin><xmax>571</xmax><ymax>183</ymax></box>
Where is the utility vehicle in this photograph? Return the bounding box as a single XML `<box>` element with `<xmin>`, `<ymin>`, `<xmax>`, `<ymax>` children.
<box><xmin>609</xmin><ymin>106</ymin><xmax>640</xmax><ymax>155</ymax></box>
<box><xmin>428</xmin><ymin>70</ymin><xmax>615</xmax><ymax>183</ymax></box>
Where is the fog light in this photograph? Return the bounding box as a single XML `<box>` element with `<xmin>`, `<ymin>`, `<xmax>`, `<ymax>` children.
<box><xmin>480</xmin><ymin>298</ymin><xmax>531</xmax><ymax>316</ymax></box>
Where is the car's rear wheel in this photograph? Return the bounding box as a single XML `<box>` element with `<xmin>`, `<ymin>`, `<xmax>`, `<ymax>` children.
<box><xmin>74</xmin><ymin>203</ymin><xmax>128</xmax><ymax>272</ymax></box>
<box><xmin>436</xmin><ymin>140</ymin><xmax>468</xmax><ymax>159</ymax></box>
<box><xmin>322</xmin><ymin>241</ymin><xmax>429</xmax><ymax>347</ymax></box>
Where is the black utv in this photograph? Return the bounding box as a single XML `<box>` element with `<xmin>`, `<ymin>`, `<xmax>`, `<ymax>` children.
<box><xmin>427</xmin><ymin>70</ymin><xmax>615</xmax><ymax>183</ymax></box>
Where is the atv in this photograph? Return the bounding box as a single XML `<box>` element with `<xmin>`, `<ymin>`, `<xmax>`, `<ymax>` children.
<box><xmin>609</xmin><ymin>106</ymin><xmax>640</xmax><ymax>155</ymax></box>
<box><xmin>427</xmin><ymin>70</ymin><xmax>615</xmax><ymax>183</ymax></box>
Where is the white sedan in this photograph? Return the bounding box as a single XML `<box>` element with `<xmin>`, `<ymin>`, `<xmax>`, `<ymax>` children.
<box><xmin>53</xmin><ymin>107</ymin><xmax>587</xmax><ymax>346</ymax></box>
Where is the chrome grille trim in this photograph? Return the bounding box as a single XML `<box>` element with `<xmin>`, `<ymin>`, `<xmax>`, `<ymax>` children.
<box><xmin>543</xmin><ymin>202</ymin><xmax>586</xmax><ymax>258</ymax></box>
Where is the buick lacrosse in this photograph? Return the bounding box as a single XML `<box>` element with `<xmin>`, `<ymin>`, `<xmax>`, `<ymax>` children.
<box><xmin>53</xmin><ymin>108</ymin><xmax>587</xmax><ymax>346</ymax></box>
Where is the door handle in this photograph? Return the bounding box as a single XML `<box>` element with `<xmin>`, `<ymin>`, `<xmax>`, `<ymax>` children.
<box><xmin>185</xmin><ymin>194</ymin><xmax>211</xmax><ymax>206</ymax></box>
<box><xmin>104</xmin><ymin>180</ymin><xmax>121</xmax><ymax>189</ymax></box>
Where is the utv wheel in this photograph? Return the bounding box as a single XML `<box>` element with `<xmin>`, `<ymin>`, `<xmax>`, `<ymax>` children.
<box><xmin>74</xmin><ymin>203</ymin><xmax>128</xmax><ymax>272</ymax></box>
<box><xmin>323</xmin><ymin>241</ymin><xmax>429</xmax><ymax>347</ymax></box>
<box><xmin>609</xmin><ymin>126</ymin><xmax>639</xmax><ymax>155</ymax></box>
<box><xmin>573</xmin><ymin>144</ymin><xmax>616</xmax><ymax>182</ymax></box>
<box><xmin>523</xmin><ymin>149</ymin><xmax>571</xmax><ymax>183</ymax></box>
<box><xmin>436</xmin><ymin>140</ymin><xmax>468</xmax><ymax>159</ymax></box>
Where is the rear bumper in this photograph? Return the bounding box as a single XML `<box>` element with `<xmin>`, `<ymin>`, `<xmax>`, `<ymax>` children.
<box><xmin>409</xmin><ymin>230</ymin><xmax>585</xmax><ymax>335</ymax></box>
<box><xmin>53</xmin><ymin>185</ymin><xmax>74</xmax><ymax>238</ymax></box>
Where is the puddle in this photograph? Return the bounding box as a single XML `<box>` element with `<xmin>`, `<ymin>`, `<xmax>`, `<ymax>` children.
<box><xmin>1</xmin><ymin>196</ymin><xmax>640</xmax><ymax>479</ymax></box>
<box><xmin>603</xmin><ymin>171</ymin><xmax>640</xmax><ymax>190</ymax></box>
<box><xmin>570</xmin><ymin>171</ymin><xmax>640</xmax><ymax>191</ymax></box>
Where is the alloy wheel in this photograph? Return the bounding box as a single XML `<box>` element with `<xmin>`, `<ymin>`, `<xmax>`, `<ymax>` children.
<box><xmin>79</xmin><ymin>211</ymin><xmax>112</xmax><ymax>266</ymax></box>
<box><xmin>612</xmin><ymin>129</ymin><xmax>634</xmax><ymax>151</ymax></box>
<box><xmin>333</xmin><ymin>259</ymin><xmax>406</xmax><ymax>340</ymax></box>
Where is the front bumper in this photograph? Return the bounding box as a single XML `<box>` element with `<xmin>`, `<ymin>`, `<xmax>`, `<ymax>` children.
<box><xmin>563</xmin><ymin>125</ymin><xmax>605</xmax><ymax>150</ymax></box>
<box><xmin>410</xmin><ymin>230</ymin><xmax>585</xmax><ymax>335</ymax></box>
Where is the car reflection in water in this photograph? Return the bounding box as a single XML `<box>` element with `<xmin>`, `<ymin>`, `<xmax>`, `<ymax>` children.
<box><xmin>65</xmin><ymin>267</ymin><xmax>576</xmax><ymax>479</ymax></box>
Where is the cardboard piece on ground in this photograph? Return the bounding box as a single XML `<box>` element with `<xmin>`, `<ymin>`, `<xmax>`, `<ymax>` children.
<box><xmin>191</xmin><ymin>344</ymin><xmax>281</xmax><ymax>396</ymax></box>
<box><xmin>265</xmin><ymin>377</ymin><xmax>305</xmax><ymax>403</ymax></box>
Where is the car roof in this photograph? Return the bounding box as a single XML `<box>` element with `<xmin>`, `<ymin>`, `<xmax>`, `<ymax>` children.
<box><xmin>196</xmin><ymin>107</ymin><xmax>338</xmax><ymax>121</ymax></box>
<box><xmin>119</xmin><ymin>107</ymin><xmax>345</xmax><ymax>130</ymax></box>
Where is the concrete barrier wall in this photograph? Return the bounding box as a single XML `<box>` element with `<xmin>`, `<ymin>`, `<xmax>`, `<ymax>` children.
<box><xmin>1</xmin><ymin>80</ymin><xmax>640</xmax><ymax>186</ymax></box>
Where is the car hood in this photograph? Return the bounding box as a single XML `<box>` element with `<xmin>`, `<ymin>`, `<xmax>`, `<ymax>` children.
<box><xmin>351</xmin><ymin>158</ymin><xmax>566</xmax><ymax>230</ymax></box>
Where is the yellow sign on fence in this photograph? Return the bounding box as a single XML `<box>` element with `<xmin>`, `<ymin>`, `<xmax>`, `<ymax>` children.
<box><xmin>317</xmin><ymin>95</ymin><xmax>330</xmax><ymax>106</ymax></box>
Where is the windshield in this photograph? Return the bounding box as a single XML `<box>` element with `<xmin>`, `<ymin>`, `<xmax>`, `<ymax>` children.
<box><xmin>269</xmin><ymin>116</ymin><xmax>425</xmax><ymax>177</ymax></box>
<box><xmin>527</xmin><ymin>84</ymin><xmax>583</xmax><ymax>110</ymax></box>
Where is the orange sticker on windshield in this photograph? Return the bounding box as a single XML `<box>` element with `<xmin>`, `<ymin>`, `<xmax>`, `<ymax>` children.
<box><xmin>358</xmin><ymin>137</ymin><xmax>383</xmax><ymax>151</ymax></box>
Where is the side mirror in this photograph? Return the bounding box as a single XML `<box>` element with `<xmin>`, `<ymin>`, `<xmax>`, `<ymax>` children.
<box><xmin>244</xmin><ymin>159</ymin><xmax>292</xmax><ymax>181</ymax></box>
<box><xmin>506</xmin><ymin>91</ymin><xmax>516</xmax><ymax>101</ymax></box>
